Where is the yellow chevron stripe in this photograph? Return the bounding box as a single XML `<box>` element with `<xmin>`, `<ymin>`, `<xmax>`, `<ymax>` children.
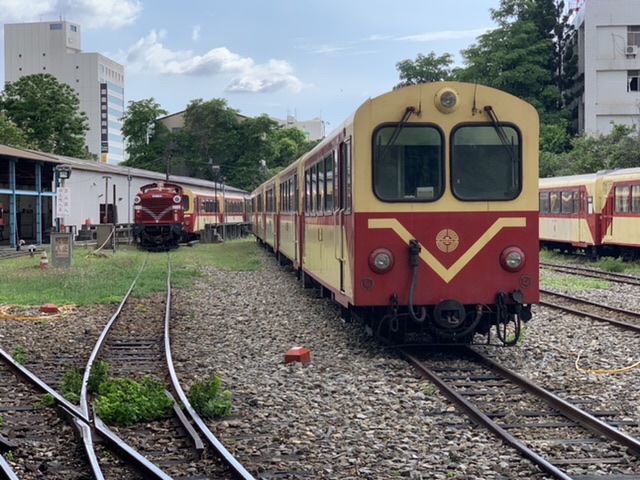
<box><xmin>368</xmin><ymin>217</ymin><xmax>526</xmax><ymax>283</ymax></box>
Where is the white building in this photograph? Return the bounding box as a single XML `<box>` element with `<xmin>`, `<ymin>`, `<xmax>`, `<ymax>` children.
<box><xmin>275</xmin><ymin>115</ymin><xmax>325</xmax><ymax>142</ymax></box>
<box><xmin>570</xmin><ymin>0</ymin><xmax>640</xmax><ymax>134</ymax></box>
<box><xmin>4</xmin><ymin>21</ymin><xmax>125</xmax><ymax>164</ymax></box>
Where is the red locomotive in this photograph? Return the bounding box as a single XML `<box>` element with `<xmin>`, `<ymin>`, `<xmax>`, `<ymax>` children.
<box><xmin>133</xmin><ymin>182</ymin><xmax>185</xmax><ymax>250</ymax></box>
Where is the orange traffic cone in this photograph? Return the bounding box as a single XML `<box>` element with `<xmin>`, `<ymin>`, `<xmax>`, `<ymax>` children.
<box><xmin>40</xmin><ymin>250</ymin><xmax>49</xmax><ymax>270</ymax></box>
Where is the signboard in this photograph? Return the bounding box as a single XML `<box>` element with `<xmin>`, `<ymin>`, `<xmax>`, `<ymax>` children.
<box><xmin>51</xmin><ymin>233</ymin><xmax>73</xmax><ymax>267</ymax></box>
<box><xmin>100</xmin><ymin>83</ymin><xmax>109</xmax><ymax>153</ymax></box>
<box><xmin>56</xmin><ymin>187</ymin><xmax>71</xmax><ymax>217</ymax></box>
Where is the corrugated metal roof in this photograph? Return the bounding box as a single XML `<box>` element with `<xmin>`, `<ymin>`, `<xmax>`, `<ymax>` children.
<box><xmin>0</xmin><ymin>144</ymin><xmax>247</xmax><ymax>194</ymax></box>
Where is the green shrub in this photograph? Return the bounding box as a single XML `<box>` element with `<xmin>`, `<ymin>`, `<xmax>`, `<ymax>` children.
<box><xmin>187</xmin><ymin>375</ymin><xmax>233</xmax><ymax>418</ymax></box>
<box><xmin>88</xmin><ymin>360</ymin><xmax>109</xmax><ymax>395</ymax></box>
<box><xmin>60</xmin><ymin>368</ymin><xmax>83</xmax><ymax>404</ymax></box>
<box><xmin>12</xmin><ymin>346</ymin><xmax>26</xmax><ymax>365</ymax></box>
<box><xmin>598</xmin><ymin>256</ymin><xmax>626</xmax><ymax>272</ymax></box>
<box><xmin>94</xmin><ymin>377</ymin><xmax>173</xmax><ymax>426</ymax></box>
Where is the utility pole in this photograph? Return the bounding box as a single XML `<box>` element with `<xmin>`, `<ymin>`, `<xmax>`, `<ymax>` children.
<box><xmin>102</xmin><ymin>175</ymin><xmax>111</xmax><ymax>223</ymax></box>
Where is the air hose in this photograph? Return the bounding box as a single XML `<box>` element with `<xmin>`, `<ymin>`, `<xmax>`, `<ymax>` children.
<box><xmin>408</xmin><ymin>240</ymin><xmax>426</xmax><ymax>323</ymax></box>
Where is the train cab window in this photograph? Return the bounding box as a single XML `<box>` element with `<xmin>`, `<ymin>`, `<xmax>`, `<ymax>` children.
<box><xmin>451</xmin><ymin>125</ymin><xmax>521</xmax><ymax>201</ymax></box>
<box><xmin>182</xmin><ymin>194</ymin><xmax>190</xmax><ymax>212</ymax></box>
<box><xmin>373</xmin><ymin>126</ymin><xmax>443</xmax><ymax>201</ymax></box>
<box><xmin>317</xmin><ymin>160</ymin><xmax>325</xmax><ymax>213</ymax></box>
<box><xmin>615</xmin><ymin>185</ymin><xmax>630</xmax><ymax>213</ymax></box>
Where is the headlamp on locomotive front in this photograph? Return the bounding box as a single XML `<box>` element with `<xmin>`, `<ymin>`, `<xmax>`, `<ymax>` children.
<box><xmin>500</xmin><ymin>246</ymin><xmax>526</xmax><ymax>272</ymax></box>
<box><xmin>368</xmin><ymin>248</ymin><xmax>395</xmax><ymax>274</ymax></box>
<box><xmin>134</xmin><ymin>195</ymin><xmax>141</xmax><ymax>204</ymax></box>
<box><xmin>435</xmin><ymin>87</ymin><xmax>460</xmax><ymax>114</ymax></box>
<box><xmin>173</xmin><ymin>195</ymin><xmax>181</xmax><ymax>204</ymax></box>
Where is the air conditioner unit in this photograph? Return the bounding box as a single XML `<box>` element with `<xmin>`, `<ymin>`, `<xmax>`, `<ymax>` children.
<box><xmin>626</xmin><ymin>45</ymin><xmax>638</xmax><ymax>56</ymax></box>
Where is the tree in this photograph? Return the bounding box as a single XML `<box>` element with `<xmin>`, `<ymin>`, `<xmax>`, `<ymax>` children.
<box><xmin>120</xmin><ymin>98</ymin><xmax>169</xmax><ymax>170</ymax></box>
<box><xmin>0</xmin><ymin>74</ymin><xmax>92</xmax><ymax>158</ymax></box>
<box><xmin>0</xmin><ymin>112</ymin><xmax>29</xmax><ymax>148</ymax></box>
<box><xmin>395</xmin><ymin>52</ymin><xmax>455</xmax><ymax>88</ymax></box>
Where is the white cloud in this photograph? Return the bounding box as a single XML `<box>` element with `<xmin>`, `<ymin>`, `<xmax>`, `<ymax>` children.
<box><xmin>0</xmin><ymin>0</ymin><xmax>142</xmax><ymax>28</ymax></box>
<box><xmin>120</xmin><ymin>30</ymin><xmax>305</xmax><ymax>94</ymax></box>
<box><xmin>397</xmin><ymin>28</ymin><xmax>491</xmax><ymax>42</ymax></box>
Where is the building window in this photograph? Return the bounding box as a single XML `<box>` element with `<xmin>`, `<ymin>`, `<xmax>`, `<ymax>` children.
<box><xmin>628</xmin><ymin>26</ymin><xmax>640</xmax><ymax>47</ymax></box>
<box><xmin>50</xmin><ymin>23</ymin><xmax>62</xmax><ymax>30</ymax></box>
<box><xmin>70</xmin><ymin>25</ymin><xmax>77</xmax><ymax>32</ymax></box>
<box><xmin>629</xmin><ymin>71</ymin><xmax>639</xmax><ymax>92</ymax></box>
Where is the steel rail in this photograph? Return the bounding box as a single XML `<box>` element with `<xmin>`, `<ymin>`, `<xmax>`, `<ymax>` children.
<box><xmin>163</xmin><ymin>253</ymin><xmax>256</xmax><ymax>480</ymax></box>
<box><xmin>399</xmin><ymin>348</ymin><xmax>574</xmax><ymax>480</ymax></box>
<box><xmin>540</xmin><ymin>289</ymin><xmax>640</xmax><ymax>334</ymax></box>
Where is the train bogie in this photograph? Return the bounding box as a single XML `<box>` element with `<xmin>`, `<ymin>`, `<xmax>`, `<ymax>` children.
<box><xmin>253</xmin><ymin>82</ymin><xmax>540</xmax><ymax>347</ymax></box>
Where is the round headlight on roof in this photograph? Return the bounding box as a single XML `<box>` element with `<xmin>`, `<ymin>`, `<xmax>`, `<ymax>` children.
<box><xmin>435</xmin><ymin>87</ymin><xmax>460</xmax><ymax>113</ymax></box>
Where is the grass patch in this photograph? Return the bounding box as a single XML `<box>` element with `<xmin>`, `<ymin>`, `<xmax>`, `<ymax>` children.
<box><xmin>0</xmin><ymin>239</ymin><xmax>261</xmax><ymax>307</ymax></box>
<box><xmin>541</xmin><ymin>275</ymin><xmax>610</xmax><ymax>290</ymax></box>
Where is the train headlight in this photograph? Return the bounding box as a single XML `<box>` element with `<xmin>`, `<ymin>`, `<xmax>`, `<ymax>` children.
<box><xmin>500</xmin><ymin>247</ymin><xmax>525</xmax><ymax>272</ymax></box>
<box><xmin>173</xmin><ymin>195</ymin><xmax>181</xmax><ymax>204</ymax></box>
<box><xmin>134</xmin><ymin>195</ymin><xmax>141</xmax><ymax>204</ymax></box>
<box><xmin>434</xmin><ymin>87</ymin><xmax>460</xmax><ymax>113</ymax></box>
<box><xmin>368</xmin><ymin>248</ymin><xmax>395</xmax><ymax>274</ymax></box>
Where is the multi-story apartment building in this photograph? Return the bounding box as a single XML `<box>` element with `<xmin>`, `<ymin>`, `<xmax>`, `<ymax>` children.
<box><xmin>569</xmin><ymin>0</ymin><xmax>640</xmax><ymax>134</ymax></box>
<box><xmin>4</xmin><ymin>21</ymin><xmax>125</xmax><ymax>164</ymax></box>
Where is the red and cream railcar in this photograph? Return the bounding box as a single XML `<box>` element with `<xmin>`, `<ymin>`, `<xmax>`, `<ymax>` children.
<box><xmin>254</xmin><ymin>82</ymin><xmax>540</xmax><ymax>346</ymax></box>
<box><xmin>182</xmin><ymin>187</ymin><xmax>250</xmax><ymax>240</ymax></box>
<box><xmin>539</xmin><ymin>173</ymin><xmax>606</xmax><ymax>256</ymax></box>
<box><xmin>542</xmin><ymin>168</ymin><xmax>640</xmax><ymax>258</ymax></box>
<box><xmin>251</xmin><ymin>179</ymin><xmax>278</xmax><ymax>252</ymax></box>
<box><xmin>275</xmin><ymin>159</ymin><xmax>304</xmax><ymax>268</ymax></box>
<box><xmin>599</xmin><ymin>168</ymin><xmax>640</xmax><ymax>257</ymax></box>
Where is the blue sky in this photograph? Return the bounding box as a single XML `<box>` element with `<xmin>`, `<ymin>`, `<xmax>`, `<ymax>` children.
<box><xmin>0</xmin><ymin>0</ymin><xmax>500</xmax><ymax>134</ymax></box>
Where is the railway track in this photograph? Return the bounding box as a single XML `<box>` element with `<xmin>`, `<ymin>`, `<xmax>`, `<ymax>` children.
<box><xmin>540</xmin><ymin>261</ymin><xmax>640</xmax><ymax>287</ymax></box>
<box><xmin>0</xmin><ymin>251</ymin><xmax>256</xmax><ymax>479</ymax></box>
<box><xmin>540</xmin><ymin>289</ymin><xmax>640</xmax><ymax>334</ymax></box>
<box><xmin>399</xmin><ymin>346</ymin><xmax>640</xmax><ymax>479</ymax></box>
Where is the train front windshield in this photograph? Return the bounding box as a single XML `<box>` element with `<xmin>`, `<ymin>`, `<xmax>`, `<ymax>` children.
<box><xmin>373</xmin><ymin>124</ymin><xmax>522</xmax><ymax>202</ymax></box>
<box><xmin>373</xmin><ymin>126</ymin><xmax>444</xmax><ymax>201</ymax></box>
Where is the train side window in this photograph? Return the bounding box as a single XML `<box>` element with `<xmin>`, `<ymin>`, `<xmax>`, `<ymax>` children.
<box><xmin>632</xmin><ymin>185</ymin><xmax>640</xmax><ymax>212</ymax></box>
<box><xmin>311</xmin><ymin>164</ymin><xmax>318</xmax><ymax>214</ymax></box>
<box><xmin>572</xmin><ymin>191</ymin><xmax>579</xmax><ymax>213</ymax></box>
<box><xmin>373</xmin><ymin>125</ymin><xmax>443</xmax><ymax>202</ymax></box>
<box><xmin>561</xmin><ymin>191</ymin><xmax>573</xmax><ymax>214</ymax></box>
<box><xmin>615</xmin><ymin>185</ymin><xmax>630</xmax><ymax>213</ymax></box>
<box><xmin>452</xmin><ymin>125</ymin><xmax>521</xmax><ymax>201</ymax></box>
<box><xmin>549</xmin><ymin>192</ymin><xmax>560</xmax><ymax>214</ymax></box>
<box><xmin>325</xmin><ymin>154</ymin><xmax>334</xmax><ymax>212</ymax></box>
<box><xmin>317</xmin><ymin>160</ymin><xmax>325</xmax><ymax>214</ymax></box>
<box><xmin>539</xmin><ymin>192</ymin><xmax>549</xmax><ymax>213</ymax></box>
<box><xmin>305</xmin><ymin>169</ymin><xmax>311</xmax><ymax>213</ymax></box>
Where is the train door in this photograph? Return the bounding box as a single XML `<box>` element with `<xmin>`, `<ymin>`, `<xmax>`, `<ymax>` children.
<box><xmin>601</xmin><ymin>181</ymin><xmax>614</xmax><ymax>240</ymax></box>
<box><xmin>335</xmin><ymin>139</ymin><xmax>352</xmax><ymax>293</ymax></box>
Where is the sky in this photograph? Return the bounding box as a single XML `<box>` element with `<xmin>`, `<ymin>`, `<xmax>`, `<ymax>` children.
<box><xmin>0</xmin><ymin>0</ymin><xmax>501</xmax><ymax>135</ymax></box>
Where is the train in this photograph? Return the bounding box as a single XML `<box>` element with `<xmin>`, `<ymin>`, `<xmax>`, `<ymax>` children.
<box><xmin>252</xmin><ymin>81</ymin><xmax>540</xmax><ymax>346</ymax></box>
<box><xmin>132</xmin><ymin>181</ymin><xmax>250</xmax><ymax>250</ymax></box>
<box><xmin>540</xmin><ymin>167</ymin><xmax>640</xmax><ymax>259</ymax></box>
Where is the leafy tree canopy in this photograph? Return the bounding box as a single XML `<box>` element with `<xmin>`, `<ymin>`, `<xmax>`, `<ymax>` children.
<box><xmin>0</xmin><ymin>73</ymin><xmax>92</xmax><ymax>159</ymax></box>
<box><xmin>0</xmin><ymin>112</ymin><xmax>29</xmax><ymax>148</ymax></box>
<box><xmin>395</xmin><ymin>52</ymin><xmax>455</xmax><ymax>88</ymax></box>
